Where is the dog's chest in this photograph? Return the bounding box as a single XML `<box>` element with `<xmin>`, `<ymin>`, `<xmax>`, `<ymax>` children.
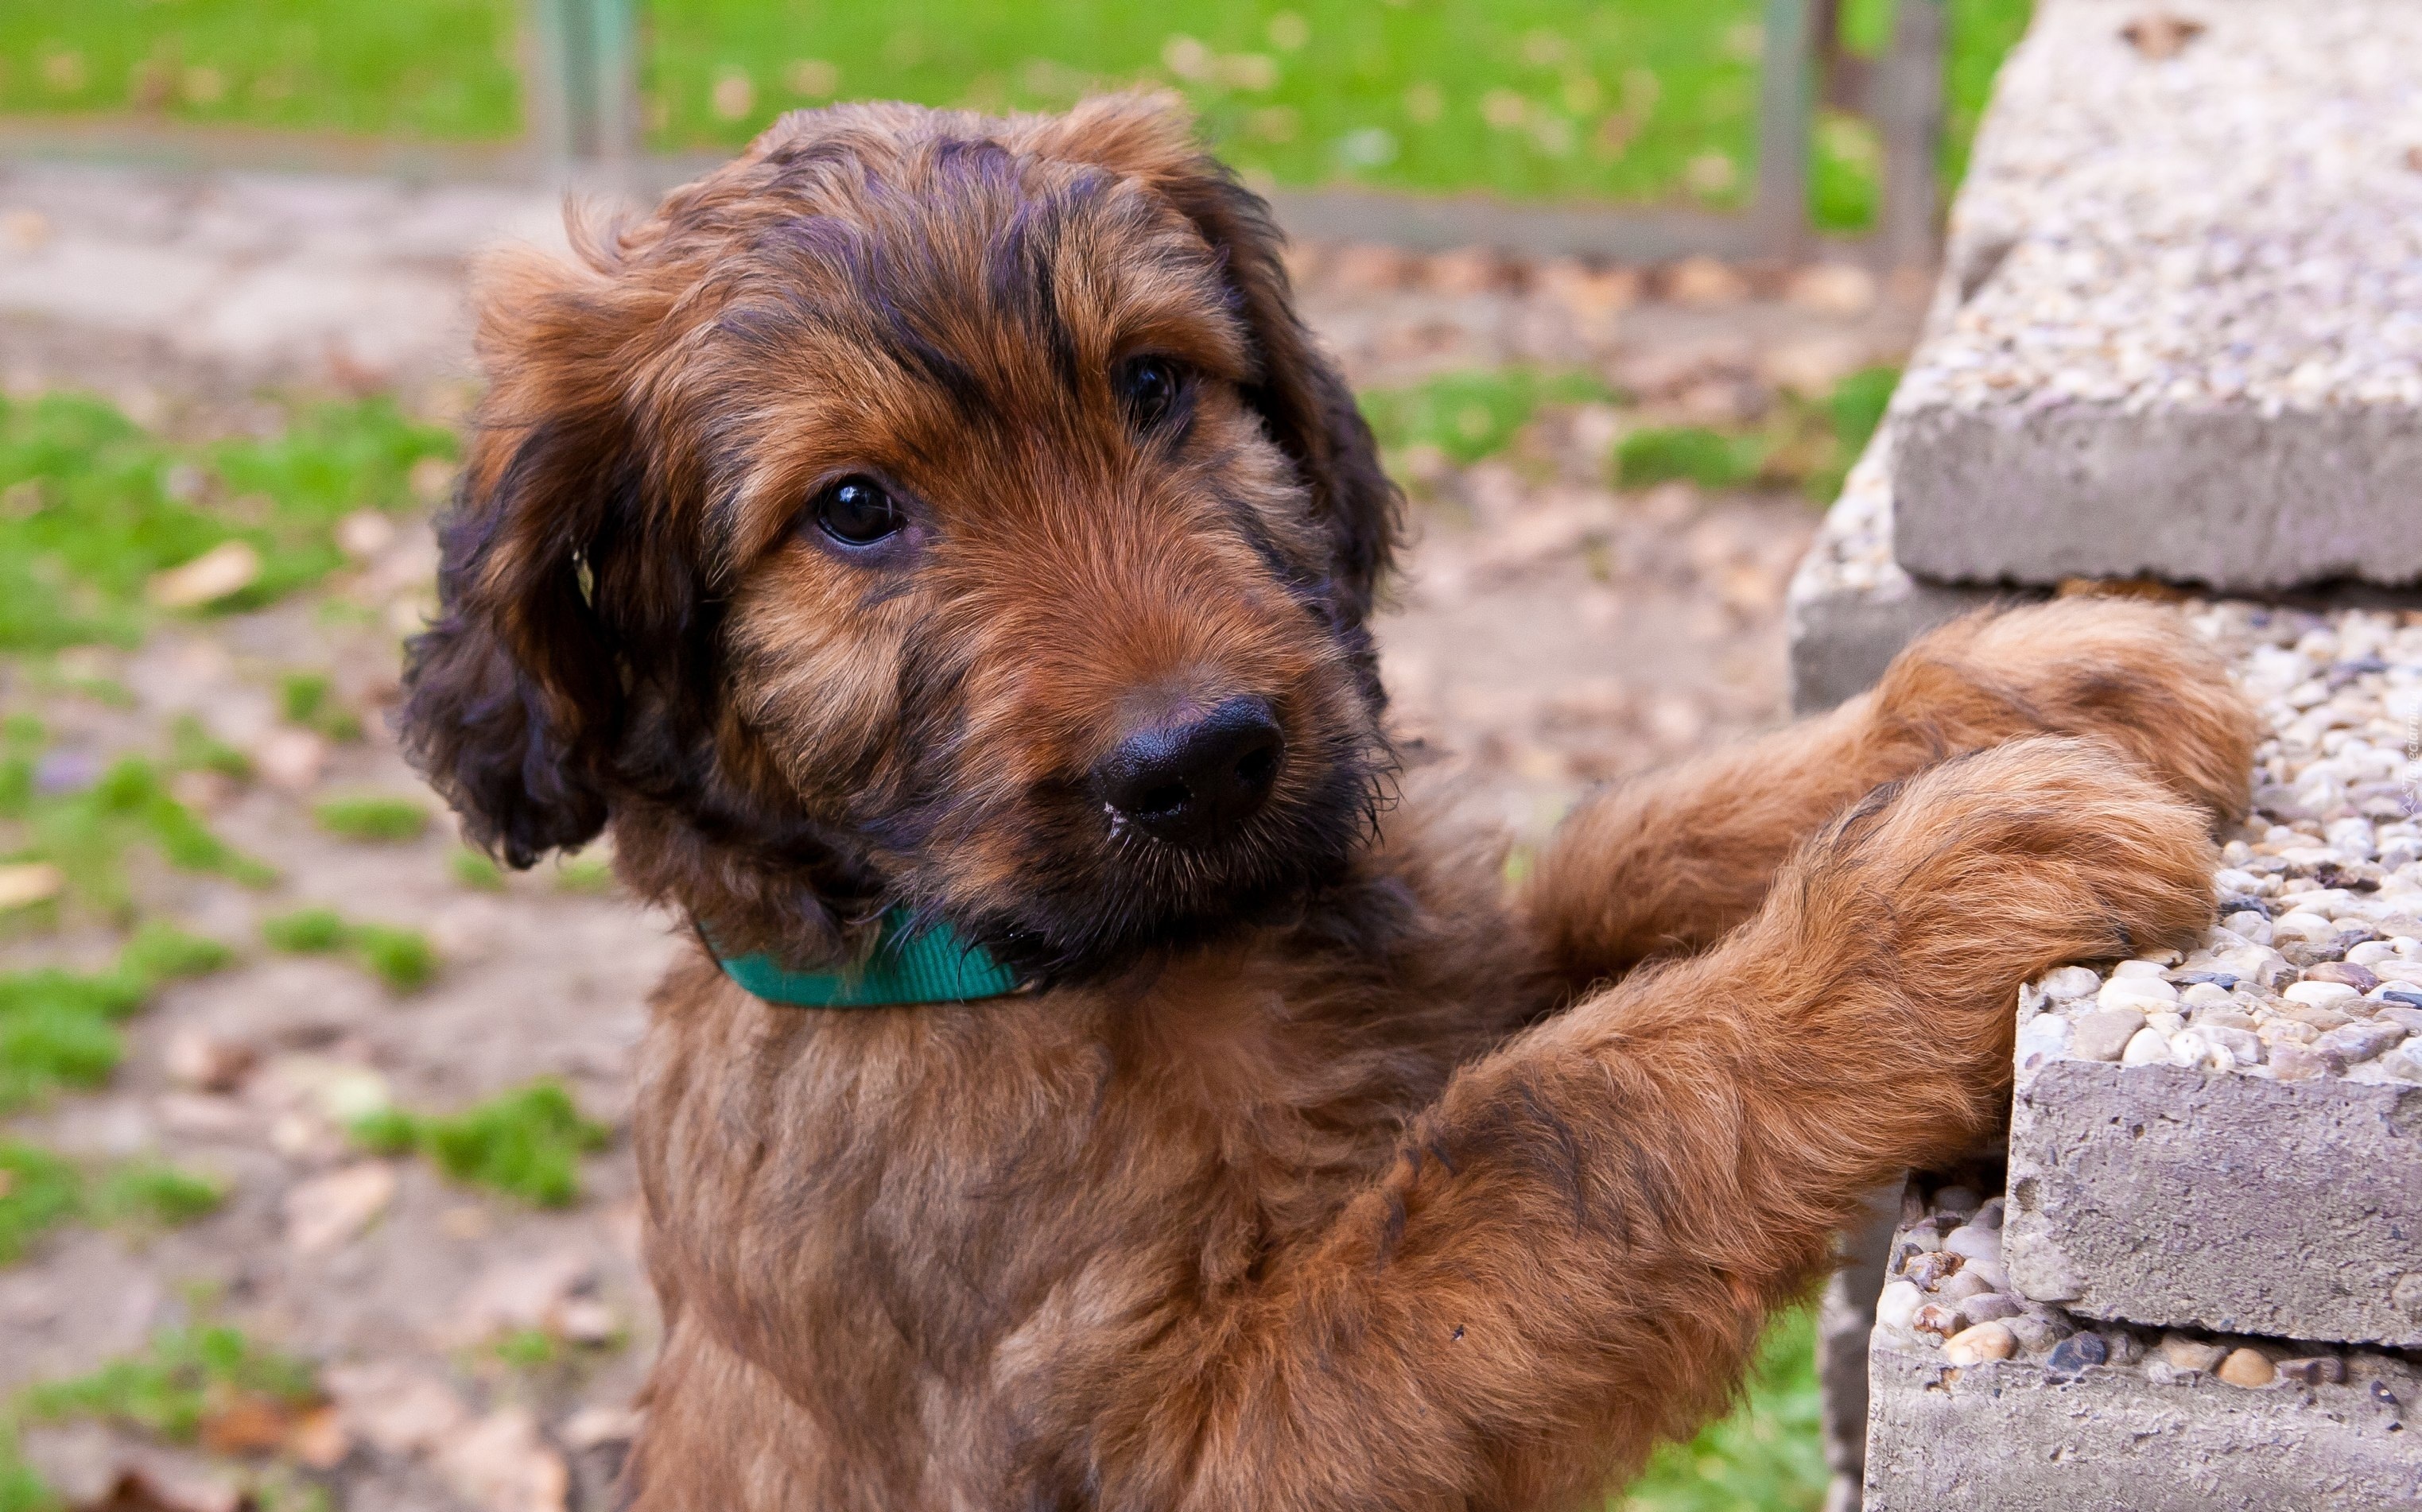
<box><xmin>635</xmin><ymin>952</ymin><xmax>1465</xmax><ymax>1378</ymax></box>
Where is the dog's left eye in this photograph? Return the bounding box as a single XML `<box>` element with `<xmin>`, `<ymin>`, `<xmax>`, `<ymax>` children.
<box><xmin>814</xmin><ymin>477</ymin><xmax>905</xmax><ymax>546</ymax></box>
<box><xmin>1116</xmin><ymin>357</ymin><xmax>1185</xmax><ymax>432</ymax></box>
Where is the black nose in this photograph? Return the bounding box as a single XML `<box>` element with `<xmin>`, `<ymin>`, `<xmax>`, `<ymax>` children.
<box><xmin>1094</xmin><ymin>695</ymin><xmax>1284</xmax><ymax>846</ymax></box>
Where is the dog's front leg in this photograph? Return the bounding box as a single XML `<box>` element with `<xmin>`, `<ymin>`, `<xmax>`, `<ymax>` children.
<box><xmin>1521</xmin><ymin>598</ymin><xmax>2257</xmax><ymax>993</ymax></box>
<box><xmin>1079</xmin><ymin>735</ymin><xmax>2218</xmax><ymax>1511</ymax></box>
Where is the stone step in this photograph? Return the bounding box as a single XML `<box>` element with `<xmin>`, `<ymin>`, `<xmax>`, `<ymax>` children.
<box><xmin>2003</xmin><ymin>602</ymin><xmax>2422</xmax><ymax>1345</ymax></box>
<box><xmin>1861</xmin><ymin>1174</ymin><xmax>2422</xmax><ymax>1512</ymax></box>
<box><xmin>1783</xmin><ymin>421</ymin><xmax>2002</xmax><ymax>715</ymax></box>
<box><xmin>1889</xmin><ymin>0</ymin><xmax>2422</xmax><ymax>592</ymax></box>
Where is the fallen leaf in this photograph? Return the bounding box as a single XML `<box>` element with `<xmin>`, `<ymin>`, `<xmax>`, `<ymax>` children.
<box><xmin>447</xmin><ymin>1251</ymin><xmax>597</xmax><ymax>1346</ymax></box>
<box><xmin>0</xmin><ymin>862</ymin><xmax>64</xmax><ymax>911</ymax></box>
<box><xmin>164</xmin><ymin>1028</ymin><xmax>258</xmax><ymax>1094</ymax></box>
<box><xmin>18</xmin><ymin>1425</ymin><xmax>242</xmax><ymax>1512</ymax></box>
<box><xmin>198</xmin><ymin>1393</ymin><xmax>293</xmax><ymax>1456</ymax></box>
<box><xmin>148</xmin><ymin>541</ymin><xmax>262</xmax><ymax>611</ymax></box>
<box><xmin>2121</xmin><ymin>12</ymin><xmax>2205</xmax><ymax>59</ymax></box>
<box><xmin>286</xmin><ymin>1404</ymin><xmax>352</xmax><ymax>1470</ymax></box>
<box><xmin>323</xmin><ymin>1360</ymin><xmax>469</xmax><ymax>1456</ymax></box>
<box><xmin>282</xmin><ymin>1161</ymin><xmax>398</xmax><ymax>1255</ymax></box>
<box><xmin>1665</xmin><ymin>255</ymin><xmax>1748</xmax><ymax>308</ymax></box>
<box><xmin>435</xmin><ymin>1408</ymin><xmax>569</xmax><ymax>1512</ymax></box>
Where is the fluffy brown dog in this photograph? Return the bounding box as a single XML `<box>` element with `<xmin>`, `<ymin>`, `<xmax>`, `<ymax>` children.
<box><xmin>401</xmin><ymin>95</ymin><xmax>2261</xmax><ymax>1510</ymax></box>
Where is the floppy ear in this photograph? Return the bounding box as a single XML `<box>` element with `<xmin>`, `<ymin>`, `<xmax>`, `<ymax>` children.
<box><xmin>1033</xmin><ymin>95</ymin><xmax>1403</xmax><ymax>626</ymax></box>
<box><xmin>398</xmin><ymin>243</ymin><xmax>669</xmax><ymax>868</ymax></box>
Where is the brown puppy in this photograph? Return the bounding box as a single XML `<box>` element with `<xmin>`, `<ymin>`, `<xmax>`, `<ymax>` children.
<box><xmin>400</xmin><ymin>95</ymin><xmax>2261</xmax><ymax>1510</ymax></box>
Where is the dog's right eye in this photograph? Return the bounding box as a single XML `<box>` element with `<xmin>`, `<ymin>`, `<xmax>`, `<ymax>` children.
<box><xmin>813</xmin><ymin>477</ymin><xmax>905</xmax><ymax>546</ymax></box>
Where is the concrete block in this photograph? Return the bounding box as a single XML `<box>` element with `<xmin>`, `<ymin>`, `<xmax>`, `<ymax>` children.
<box><xmin>1864</xmin><ymin>1176</ymin><xmax>2422</xmax><ymax>1512</ymax></box>
<box><xmin>1863</xmin><ymin>1324</ymin><xmax>2422</xmax><ymax>1511</ymax></box>
<box><xmin>1784</xmin><ymin>421</ymin><xmax>2010</xmax><ymax>715</ymax></box>
<box><xmin>1888</xmin><ymin>0</ymin><xmax>2422</xmax><ymax>592</ymax></box>
<box><xmin>2002</xmin><ymin>603</ymin><xmax>2422</xmax><ymax>1344</ymax></box>
<box><xmin>2005</xmin><ymin>1061</ymin><xmax>2422</xmax><ymax>1347</ymax></box>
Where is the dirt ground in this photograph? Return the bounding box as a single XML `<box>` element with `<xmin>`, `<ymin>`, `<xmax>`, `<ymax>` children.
<box><xmin>0</xmin><ymin>170</ymin><xmax>1919</xmax><ymax>1510</ymax></box>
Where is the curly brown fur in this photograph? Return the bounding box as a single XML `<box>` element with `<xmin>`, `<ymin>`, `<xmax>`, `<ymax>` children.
<box><xmin>1524</xmin><ymin>596</ymin><xmax>2260</xmax><ymax>991</ymax></box>
<box><xmin>396</xmin><ymin>95</ymin><xmax>2258</xmax><ymax>1510</ymax></box>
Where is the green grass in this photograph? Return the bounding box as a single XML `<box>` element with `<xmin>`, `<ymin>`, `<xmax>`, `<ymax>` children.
<box><xmin>351</xmin><ymin>1079</ymin><xmax>607</xmax><ymax>1207</ymax></box>
<box><xmin>0</xmin><ymin>1149</ymin><xmax>226</xmax><ymax>1262</ymax></box>
<box><xmin>5</xmin><ymin>2</ymin><xmax>2034</xmax><ymax>231</ymax></box>
<box><xmin>1614</xmin><ymin>363</ymin><xmax>1899</xmax><ymax>499</ymax></box>
<box><xmin>1</xmin><ymin>1146</ymin><xmax>225</xmax><ymax>1267</ymax></box>
<box><xmin>1615</xmin><ymin>425</ymin><xmax>1770</xmax><ymax>491</ymax></box>
<box><xmin>0</xmin><ymin>392</ymin><xmax>455</xmax><ymax>653</ymax></box>
<box><xmin>352</xmin><ymin>925</ymin><xmax>437</xmax><ymax>991</ymax></box>
<box><xmin>20</xmin><ymin>1324</ymin><xmax>318</xmax><ymax>1444</ymax></box>
<box><xmin>310</xmin><ymin>794</ymin><xmax>430</xmax><ymax>843</ymax></box>
<box><xmin>650</xmin><ymin>0</ymin><xmax>2033</xmax><ymax>228</ymax></box>
<box><xmin>448</xmin><ymin>847</ymin><xmax>507</xmax><ymax>892</ymax></box>
<box><xmin>88</xmin><ymin>1161</ymin><xmax>228</xmax><ymax>1228</ymax></box>
<box><xmin>1613</xmin><ymin>1305</ymin><xmax>1826</xmax><ymax>1511</ymax></box>
<box><xmin>0</xmin><ymin>0</ymin><xmax>521</xmax><ymax>139</ymax></box>
<box><xmin>491</xmin><ymin>1328</ymin><xmax>562</xmax><ymax>1370</ymax></box>
<box><xmin>650</xmin><ymin>1</ymin><xmax>1770</xmax><ymax>208</ymax></box>
<box><xmin>169</xmin><ymin>715</ymin><xmax>251</xmax><ymax>781</ymax></box>
<box><xmin>262</xmin><ymin>907</ymin><xmax>437</xmax><ymax>991</ymax></box>
<box><xmin>0</xmin><ymin>923</ymin><xmax>231</xmax><ymax>1111</ymax></box>
<box><xmin>2</xmin><ymin>719</ymin><xmax>278</xmax><ymax>921</ymax></box>
<box><xmin>551</xmin><ymin>848</ymin><xmax>616</xmax><ymax>895</ymax></box>
<box><xmin>0</xmin><ymin>1142</ymin><xmax>80</xmax><ymax>1266</ymax></box>
<box><xmin>1360</xmin><ymin>367</ymin><xmax>1619</xmax><ymax>470</ymax></box>
<box><xmin>0</xmin><ymin>1444</ymin><xmax>51</xmax><ymax>1512</ymax></box>
<box><xmin>261</xmin><ymin>905</ymin><xmax>346</xmax><ymax>954</ymax></box>
<box><xmin>277</xmin><ymin>673</ymin><xmax>362</xmax><ymax>742</ymax></box>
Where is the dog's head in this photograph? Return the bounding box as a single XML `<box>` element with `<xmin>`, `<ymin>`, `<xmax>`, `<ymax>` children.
<box><xmin>401</xmin><ymin>96</ymin><xmax>1400</xmax><ymax>981</ymax></box>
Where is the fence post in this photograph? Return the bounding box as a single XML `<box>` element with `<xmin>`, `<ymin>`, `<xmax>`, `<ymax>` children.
<box><xmin>1755</xmin><ymin>0</ymin><xmax>1815</xmax><ymax>257</ymax></box>
<box><xmin>1877</xmin><ymin>0</ymin><xmax>1946</xmax><ymax>271</ymax></box>
<box><xmin>529</xmin><ymin>0</ymin><xmax>640</xmax><ymax>175</ymax></box>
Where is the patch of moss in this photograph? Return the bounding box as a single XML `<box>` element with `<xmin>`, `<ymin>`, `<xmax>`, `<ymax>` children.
<box><xmin>1362</xmin><ymin>367</ymin><xmax>1620</xmax><ymax>471</ymax></box>
<box><xmin>90</xmin><ymin>1161</ymin><xmax>227</xmax><ymax>1229</ymax></box>
<box><xmin>261</xmin><ymin>909</ymin><xmax>436</xmax><ymax>993</ymax></box>
<box><xmin>20</xmin><ymin>1324</ymin><xmax>316</xmax><ymax>1444</ymax></box>
<box><xmin>447</xmin><ymin>847</ymin><xmax>505</xmax><ymax>892</ymax></box>
<box><xmin>0</xmin><ymin>924</ymin><xmax>231</xmax><ymax>1111</ymax></box>
<box><xmin>1614</xmin><ymin>425</ymin><xmax>1769</xmax><ymax>491</ymax></box>
<box><xmin>0</xmin><ymin>392</ymin><xmax>452</xmax><ymax>650</ymax></box>
<box><xmin>0</xmin><ymin>1142</ymin><xmax>80</xmax><ymax>1265</ymax></box>
<box><xmin>353</xmin><ymin>1080</ymin><xmax>607</xmax><ymax>1208</ymax></box>
<box><xmin>277</xmin><ymin>673</ymin><xmax>362</xmax><ymax>742</ymax></box>
<box><xmin>311</xmin><ymin>795</ymin><xmax>429</xmax><ymax>843</ymax></box>
<box><xmin>2</xmin><ymin>727</ymin><xmax>275</xmax><ymax>921</ymax></box>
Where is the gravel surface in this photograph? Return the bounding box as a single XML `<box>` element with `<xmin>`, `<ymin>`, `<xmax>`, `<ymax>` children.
<box><xmin>1915</xmin><ymin>0</ymin><xmax>2422</xmax><ymax>417</ymax></box>
<box><xmin>1875</xmin><ymin>1170</ymin><xmax>2420</xmax><ymax>1391</ymax></box>
<box><xmin>2016</xmin><ymin>603</ymin><xmax>2422</xmax><ymax>1087</ymax></box>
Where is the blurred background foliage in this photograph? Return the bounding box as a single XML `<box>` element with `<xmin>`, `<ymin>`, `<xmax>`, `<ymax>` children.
<box><xmin>2</xmin><ymin>0</ymin><xmax>2029</xmax><ymax>231</ymax></box>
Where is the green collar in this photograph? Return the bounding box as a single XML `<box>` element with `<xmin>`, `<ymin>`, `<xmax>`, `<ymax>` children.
<box><xmin>711</xmin><ymin>907</ymin><xmax>1024</xmax><ymax>1008</ymax></box>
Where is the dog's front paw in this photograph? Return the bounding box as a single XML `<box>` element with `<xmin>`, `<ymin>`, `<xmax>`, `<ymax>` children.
<box><xmin>1800</xmin><ymin>735</ymin><xmax>2218</xmax><ymax>1085</ymax></box>
<box><xmin>1873</xmin><ymin>598</ymin><xmax>2260</xmax><ymax>828</ymax></box>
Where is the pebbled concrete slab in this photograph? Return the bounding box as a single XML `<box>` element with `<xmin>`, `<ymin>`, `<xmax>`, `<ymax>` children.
<box><xmin>1889</xmin><ymin>0</ymin><xmax>2422</xmax><ymax>591</ymax></box>
<box><xmin>1863</xmin><ymin>1320</ymin><xmax>2422</xmax><ymax>1511</ymax></box>
<box><xmin>2002</xmin><ymin>601</ymin><xmax>2422</xmax><ymax>1346</ymax></box>
<box><xmin>1864</xmin><ymin>1175</ymin><xmax>2422</xmax><ymax>1512</ymax></box>
<box><xmin>2005</xmin><ymin>1060</ymin><xmax>2422</xmax><ymax>1347</ymax></box>
<box><xmin>1784</xmin><ymin>421</ymin><xmax>2010</xmax><ymax>714</ymax></box>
